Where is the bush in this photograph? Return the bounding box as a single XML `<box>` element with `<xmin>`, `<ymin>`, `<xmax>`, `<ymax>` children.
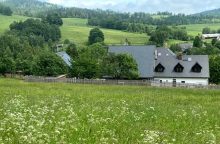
<box><xmin>33</xmin><ymin>52</ymin><xmax>67</xmax><ymax>76</ymax></box>
<box><xmin>88</xmin><ymin>28</ymin><xmax>104</xmax><ymax>45</ymax></box>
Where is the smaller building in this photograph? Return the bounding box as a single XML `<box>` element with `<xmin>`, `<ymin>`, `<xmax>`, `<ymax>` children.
<box><xmin>109</xmin><ymin>46</ymin><xmax>210</xmax><ymax>86</ymax></box>
<box><xmin>202</xmin><ymin>34</ymin><xmax>220</xmax><ymax>40</ymax></box>
<box><xmin>154</xmin><ymin>48</ymin><xmax>210</xmax><ymax>85</ymax></box>
<box><xmin>56</xmin><ymin>51</ymin><xmax>71</xmax><ymax>66</ymax></box>
<box><xmin>179</xmin><ymin>43</ymin><xmax>193</xmax><ymax>52</ymax></box>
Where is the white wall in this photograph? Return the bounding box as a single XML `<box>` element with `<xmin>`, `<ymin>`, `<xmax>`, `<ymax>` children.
<box><xmin>154</xmin><ymin>78</ymin><xmax>209</xmax><ymax>86</ymax></box>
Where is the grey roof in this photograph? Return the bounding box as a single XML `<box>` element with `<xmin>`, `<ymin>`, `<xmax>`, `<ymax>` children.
<box><xmin>179</xmin><ymin>43</ymin><xmax>193</xmax><ymax>51</ymax></box>
<box><xmin>56</xmin><ymin>51</ymin><xmax>71</xmax><ymax>66</ymax></box>
<box><xmin>154</xmin><ymin>48</ymin><xmax>210</xmax><ymax>78</ymax></box>
<box><xmin>109</xmin><ymin>45</ymin><xmax>156</xmax><ymax>78</ymax></box>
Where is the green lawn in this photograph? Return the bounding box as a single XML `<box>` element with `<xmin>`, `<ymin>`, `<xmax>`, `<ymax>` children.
<box><xmin>180</xmin><ymin>23</ymin><xmax>220</xmax><ymax>36</ymax></box>
<box><xmin>0</xmin><ymin>78</ymin><xmax>219</xmax><ymax>143</ymax></box>
<box><xmin>61</xmin><ymin>18</ymin><xmax>148</xmax><ymax>45</ymax></box>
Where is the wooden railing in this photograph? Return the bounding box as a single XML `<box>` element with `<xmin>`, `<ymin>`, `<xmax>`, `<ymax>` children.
<box><xmin>24</xmin><ymin>76</ymin><xmax>220</xmax><ymax>89</ymax></box>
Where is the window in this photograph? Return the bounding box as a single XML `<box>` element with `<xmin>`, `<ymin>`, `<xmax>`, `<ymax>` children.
<box><xmin>155</xmin><ymin>63</ymin><xmax>165</xmax><ymax>72</ymax></box>
<box><xmin>181</xmin><ymin>81</ymin><xmax>185</xmax><ymax>84</ymax></box>
<box><xmin>191</xmin><ymin>63</ymin><xmax>202</xmax><ymax>73</ymax></box>
<box><xmin>174</xmin><ymin>63</ymin><xmax>184</xmax><ymax>73</ymax></box>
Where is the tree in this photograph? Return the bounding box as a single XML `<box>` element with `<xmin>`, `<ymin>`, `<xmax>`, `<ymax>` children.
<box><xmin>149</xmin><ymin>31</ymin><xmax>169</xmax><ymax>47</ymax></box>
<box><xmin>215</xmin><ymin>41</ymin><xmax>220</xmax><ymax>49</ymax></box>
<box><xmin>69</xmin><ymin>43</ymin><xmax>107</xmax><ymax>78</ymax></box>
<box><xmin>193</xmin><ymin>36</ymin><xmax>203</xmax><ymax>48</ymax></box>
<box><xmin>88</xmin><ymin>28</ymin><xmax>104</xmax><ymax>45</ymax></box>
<box><xmin>0</xmin><ymin>47</ymin><xmax>15</xmax><ymax>75</ymax></box>
<box><xmin>211</xmin><ymin>39</ymin><xmax>217</xmax><ymax>46</ymax></box>
<box><xmin>0</xmin><ymin>5</ymin><xmax>12</xmax><ymax>16</ymax></box>
<box><xmin>170</xmin><ymin>44</ymin><xmax>182</xmax><ymax>53</ymax></box>
<box><xmin>209</xmin><ymin>55</ymin><xmax>220</xmax><ymax>84</ymax></box>
<box><xmin>15</xmin><ymin>53</ymin><xmax>33</xmax><ymax>75</ymax></box>
<box><xmin>202</xmin><ymin>27</ymin><xmax>211</xmax><ymax>34</ymax></box>
<box><xmin>43</xmin><ymin>13</ymin><xmax>63</xmax><ymax>26</ymax></box>
<box><xmin>102</xmin><ymin>53</ymin><xmax>139</xmax><ymax>79</ymax></box>
<box><xmin>66</xmin><ymin>43</ymin><xmax>78</xmax><ymax>59</ymax></box>
<box><xmin>188</xmin><ymin>44</ymin><xmax>220</xmax><ymax>55</ymax></box>
<box><xmin>70</xmin><ymin>58</ymin><xmax>99</xmax><ymax>79</ymax></box>
<box><xmin>10</xmin><ymin>19</ymin><xmax>61</xmax><ymax>43</ymax></box>
<box><xmin>32</xmin><ymin>51</ymin><xmax>67</xmax><ymax>76</ymax></box>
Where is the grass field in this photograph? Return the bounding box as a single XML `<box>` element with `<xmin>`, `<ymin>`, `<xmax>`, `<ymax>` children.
<box><xmin>61</xmin><ymin>18</ymin><xmax>148</xmax><ymax>45</ymax></box>
<box><xmin>0</xmin><ymin>79</ymin><xmax>220</xmax><ymax>143</ymax></box>
<box><xmin>180</xmin><ymin>23</ymin><xmax>220</xmax><ymax>36</ymax></box>
<box><xmin>0</xmin><ymin>15</ymin><xmax>148</xmax><ymax>45</ymax></box>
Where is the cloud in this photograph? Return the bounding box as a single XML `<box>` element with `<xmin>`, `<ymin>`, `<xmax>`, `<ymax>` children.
<box><xmin>44</xmin><ymin>0</ymin><xmax>220</xmax><ymax>14</ymax></box>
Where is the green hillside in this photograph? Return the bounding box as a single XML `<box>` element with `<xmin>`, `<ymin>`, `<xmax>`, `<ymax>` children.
<box><xmin>180</xmin><ymin>23</ymin><xmax>220</xmax><ymax>36</ymax></box>
<box><xmin>0</xmin><ymin>14</ymin><xmax>28</xmax><ymax>34</ymax></box>
<box><xmin>0</xmin><ymin>14</ymin><xmax>148</xmax><ymax>45</ymax></box>
<box><xmin>194</xmin><ymin>8</ymin><xmax>220</xmax><ymax>17</ymax></box>
<box><xmin>0</xmin><ymin>0</ymin><xmax>58</xmax><ymax>16</ymax></box>
<box><xmin>61</xmin><ymin>18</ymin><xmax>148</xmax><ymax>45</ymax></box>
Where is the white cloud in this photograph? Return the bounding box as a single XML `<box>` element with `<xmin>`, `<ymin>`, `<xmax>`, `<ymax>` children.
<box><xmin>43</xmin><ymin>0</ymin><xmax>220</xmax><ymax>14</ymax></box>
<box><xmin>47</xmin><ymin>0</ymin><xmax>63</xmax><ymax>4</ymax></box>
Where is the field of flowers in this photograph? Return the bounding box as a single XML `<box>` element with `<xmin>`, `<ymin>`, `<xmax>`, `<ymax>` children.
<box><xmin>0</xmin><ymin>78</ymin><xmax>220</xmax><ymax>143</ymax></box>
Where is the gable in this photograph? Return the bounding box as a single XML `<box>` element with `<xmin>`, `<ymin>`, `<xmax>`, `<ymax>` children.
<box><xmin>191</xmin><ymin>62</ymin><xmax>202</xmax><ymax>73</ymax></box>
<box><xmin>154</xmin><ymin>48</ymin><xmax>209</xmax><ymax>78</ymax></box>
<box><xmin>155</xmin><ymin>63</ymin><xmax>165</xmax><ymax>72</ymax></box>
<box><xmin>174</xmin><ymin>63</ymin><xmax>184</xmax><ymax>73</ymax></box>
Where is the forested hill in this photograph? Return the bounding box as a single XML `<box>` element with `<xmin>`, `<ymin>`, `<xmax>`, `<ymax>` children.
<box><xmin>0</xmin><ymin>0</ymin><xmax>59</xmax><ymax>16</ymax></box>
<box><xmin>194</xmin><ymin>8</ymin><xmax>220</xmax><ymax>17</ymax></box>
<box><xmin>1</xmin><ymin>0</ymin><xmax>220</xmax><ymax>32</ymax></box>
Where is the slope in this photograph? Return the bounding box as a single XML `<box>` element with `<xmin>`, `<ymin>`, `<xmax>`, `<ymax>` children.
<box><xmin>194</xmin><ymin>8</ymin><xmax>220</xmax><ymax>17</ymax></box>
<box><xmin>0</xmin><ymin>14</ymin><xmax>28</xmax><ymax>34</ymax></box>
<box><xmin>0</xmin><ymin>14</ymin><xmax>148</xmax><ymax>45</ymax></box>
<box><xmin>61</xmin><ymin>18</ymin><xmax>148</xmax><ymax>45</ymax></box>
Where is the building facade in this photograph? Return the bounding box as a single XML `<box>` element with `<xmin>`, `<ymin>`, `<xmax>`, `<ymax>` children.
<box><xmin>109</xmin><ymin>46</ymin><xmax>210</xmax><ymax>85</ymax></box>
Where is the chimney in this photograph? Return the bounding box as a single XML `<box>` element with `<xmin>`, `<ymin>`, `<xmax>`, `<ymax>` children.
<box><xmin>176</xmin><ymin>52</ymin><xmax>183</xmax><ymax>60</ymax></box>
<box><xmin>155</xmin><ymin>50</ymin><xmax>158</xmax><ymax>60</ymax></box>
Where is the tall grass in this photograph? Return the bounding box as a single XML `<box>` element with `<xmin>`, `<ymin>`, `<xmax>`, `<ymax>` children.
<box><xmin>0</xmin><ymin>79</ymin><xmax>219</xmax><ymax>143</ymax></box>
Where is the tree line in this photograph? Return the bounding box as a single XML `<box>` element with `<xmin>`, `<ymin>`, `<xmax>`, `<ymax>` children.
<box><xmin>36</xmin><ymin>7</ymin><xmax>220</xmax><ymax>34</ymax></box>
<box><xmin>0</xmin><ymin>4</ymin><xmax>12</xmax><ymax>16</ymax></box>
<box><xmin>0</xmin><ymin>16</ymin><xmax>139</xmax><ymax>80</ymax></box>
<box><xmin>149</xmin><ymin>26</ymin><xmax>189</xmax><ymax>46</ymax></box>
<box><xmin>0</xmin><ymin>14</ymin><xmax>64</xmax><ymax>76</ymax></box>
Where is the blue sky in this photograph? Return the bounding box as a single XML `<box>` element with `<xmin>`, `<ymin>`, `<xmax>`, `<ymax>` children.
<box><xmin>42</xmin><ymin>0</ymin><xmax>219</xmax><ymax>14</ymax></box>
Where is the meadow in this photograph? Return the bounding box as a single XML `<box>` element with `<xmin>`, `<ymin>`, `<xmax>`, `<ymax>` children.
<box><xmin>61</xmin><ymin>18</ymin><xmax>148</xmax><ymax>45</ymax></box>
<box><xmin>0</xmin><ymin>14</ymin><xmax>28</xmax><ymax>34</ymax></box>
<box><xmin>180</xmin><ymin>23</ymin><xmax>220</xmax><ymax>36</ymax></box>
<box><xmin>0</xmin><ymin>78</ymin><xmax>220</xmax><ymax>143</ymax></box>
<box><xmin>0</xmin><ymin>14</ymin><xmax>148</xmax><ymax>45</ymax></box>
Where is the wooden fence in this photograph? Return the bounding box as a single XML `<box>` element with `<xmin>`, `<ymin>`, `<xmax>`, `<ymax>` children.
<box><xmin>24</xmin><ymin>76</ymin><xmax>151</xmax><ymax>86</ymax></box>
<box><xmin>24</xmin><ymin>76</ymin><xmax>220</xmax><ymax>89</ymax></box>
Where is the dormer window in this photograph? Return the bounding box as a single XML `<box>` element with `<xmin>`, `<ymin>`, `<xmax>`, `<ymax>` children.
<box><xmin>174</xmin><ymin>63</ymin><xmax>184</xmax><ymax>73</ymax></box>
<box><xmin>155</xmin><ymin>63</ymin><xmax>165</xmax><ymax>72</ymax></box>
<box><xmin>191</xmin><ymin>62</ymin><xmax>202</xmax><ymax>73</ymax></box>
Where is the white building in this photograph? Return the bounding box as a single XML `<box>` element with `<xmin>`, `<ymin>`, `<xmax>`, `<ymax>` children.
<box><xmin>202</xmin><ymin>34</ymin><xmax>220</xmax><ymax>40</ymax></box>
<box><xmin>109</xmin><ymin>46</ymin><xmax>210</xmax><ymax>86</ymax></box>
<box><xmin>154</xmin><ymin>48</ymin><xmax>209</xmax><ymax>86</ymax></box>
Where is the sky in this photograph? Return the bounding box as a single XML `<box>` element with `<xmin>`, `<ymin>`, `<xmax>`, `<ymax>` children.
<box><xmin>42</xmin><ymin>0</ymin><xmax>220</xmax><ymax>14</ymax></box>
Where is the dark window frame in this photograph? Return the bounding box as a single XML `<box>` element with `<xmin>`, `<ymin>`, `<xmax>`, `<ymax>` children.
<box><xmin>155</xmin><ymin>63</ymin><xmax>165</xmax><ymax>72</ymax></box>
<box><xmin>191</xmin><ymin>62</ymin><xmax>202</xmax><ymax>73</ymax></box>
<box><xmin>174</xmin><ymin>63</ymin><xmax>184</xmax><ymax>73</ymax></box>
